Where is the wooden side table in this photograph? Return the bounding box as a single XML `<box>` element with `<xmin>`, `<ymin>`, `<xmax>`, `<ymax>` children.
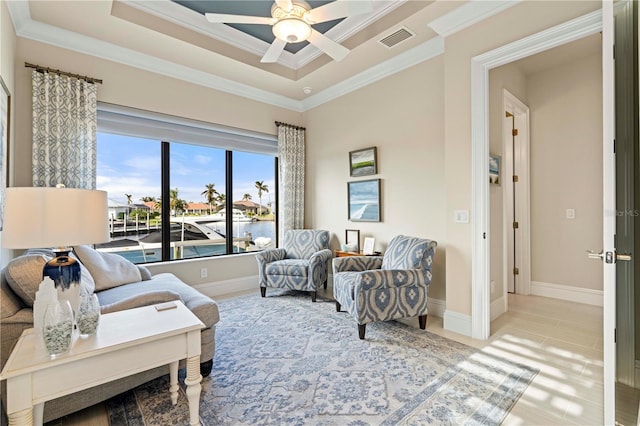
<box><xmin>0</xmin><ymin>301</ymin><xmax>204</xmax><ymax>426</ymax></box>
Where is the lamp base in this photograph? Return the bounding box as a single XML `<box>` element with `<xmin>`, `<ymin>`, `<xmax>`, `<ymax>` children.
<box><xmin>43</xmin><ymin>249</ymin><xmax>81</xmax><ymax>313</ymax></box>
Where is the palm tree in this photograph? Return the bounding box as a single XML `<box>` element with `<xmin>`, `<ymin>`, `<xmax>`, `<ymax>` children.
<box><xmin>242</xmin><ymin>193</ymin><xmax>252</xmax><ymax>201</ymax></box>
<box><xmin>255</xmin><ymin>181</ymin><xmax>269</xmax><ymax>216</ymax></box>
<box><xmin>125</xmin><ymin>193</ymin><xmax>133</xmax><ymax>205</ymax></box>
<box><xmin>169</xmin><ymin>188</ymin><xmax>187</xmax><ymax>216</ymax></box>
<box><xmin>141</xmin><ymin>196</ymin><xmax>156</xmax><ymax>202</ymax></box>
<box><xmin>201</xmin><ymin>183</ymin><xmax>219</xmax><ymax>214</ymax></box>
<box><xmin>216</xmin><ymin>193</ymin><xmax>226</xmax><ymax>211</ymax></box>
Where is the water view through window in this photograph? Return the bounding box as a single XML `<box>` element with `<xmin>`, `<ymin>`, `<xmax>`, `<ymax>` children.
<box><xmin>96</xmin><ymin>132</ymin><xmax>276</xmax><ymax>263</ymax></box>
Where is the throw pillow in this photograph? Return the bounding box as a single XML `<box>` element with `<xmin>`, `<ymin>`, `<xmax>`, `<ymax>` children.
<box><xmin>5</xmin><ymin>251</ymin><xmax>96</xmax><ymax>307</ymax></box>
<box><xmin>381</xmin><ymin>235</ymin><xmax>428</xmax><ymax>270</ymax></box>
<box><xmin>73</xmin><ymin>245</ymin><xmax>142</xmax><ymax>291</ymax></box>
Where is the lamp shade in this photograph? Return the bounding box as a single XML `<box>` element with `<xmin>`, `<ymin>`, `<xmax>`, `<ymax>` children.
<box><xmin>2</xmin><ymin>187</ymin><xmax>110</xmax><ymax>249</ymax></box>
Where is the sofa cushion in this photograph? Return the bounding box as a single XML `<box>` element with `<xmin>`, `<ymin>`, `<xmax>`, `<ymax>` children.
<box><xmin>73</xmin><ymin>245</ymin><xmax>142</xmax><ymax>291</ymax></box>
<box><xmin>96</xmin><ymin>273</ymin><xmax>219</xmax><ymax>328</ymax></box>
<box><xmin>5</xmin><ymin>252</ymin><xmax>95</xmax><ymax>307</ymax></box>
<box><xmin>100</xmin><ymin>290</ymin><xmax>181</xmax><ymax>314</ymax></box>
<box><xmin>265</xmin><ymin>259</ymin><xmax>310</xmax><ymax>277</ymax></box>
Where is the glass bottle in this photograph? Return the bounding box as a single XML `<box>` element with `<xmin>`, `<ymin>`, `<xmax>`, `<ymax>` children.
<box><xmin>77</xmin><ymin>292</ymin><xmax>100</xmax><ymax>336</ymax></box>
<box><xmin>43</xmin><ymin>299</ymin><xmax>74</xmax><ymax>357</ymax></box>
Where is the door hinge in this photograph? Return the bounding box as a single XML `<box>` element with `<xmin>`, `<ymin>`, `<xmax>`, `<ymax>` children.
<box><xmin>513</xmin><ymin>175</ymin><xmax>519</xmax><ymax>183</ymax></box>
<box><xmin>614</xmin><ymin>328</ymin><xmax>617</xmax><ymax>343</ymax></box>
<box><xmin>512</xmin><ymin>128</ymin><xmax>519</xmax><ymax>136</ymax></box>
<box><xmin>513</xmin><ymin>221</ymin><xmax>519</xmax><ymax>229</ymax></box>
<box><xmin>513</xmin><ymin>267</ymin><xmax>520</xmax><ymax>275</ymax></box>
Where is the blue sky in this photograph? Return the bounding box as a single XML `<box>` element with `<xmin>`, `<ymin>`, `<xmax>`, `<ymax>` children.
<box><xmin>97</xmin><ymin>132</ymin><xmax>275</xmax><ymax>206</ymax></box>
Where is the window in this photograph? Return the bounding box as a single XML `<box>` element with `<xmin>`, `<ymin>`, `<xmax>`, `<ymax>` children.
<box><xmin>96</xmin><ymin>104</ymin><xmax>277</xmax><ymax>264</ymax></box>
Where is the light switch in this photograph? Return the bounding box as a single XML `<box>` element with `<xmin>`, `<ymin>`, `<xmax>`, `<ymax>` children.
<box><xmin>454</xmin><ymin>209</ymin><xmax>469</xmax><ymax>224</ymax></box>
<box><xmin>566</xmin><ymin>209</ymin><xmax>575</xmax><ymax>219</ymax></box>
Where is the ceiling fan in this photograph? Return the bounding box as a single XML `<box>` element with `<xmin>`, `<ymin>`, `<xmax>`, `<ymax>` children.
<box><xmin>205</xmin><ymin>0</ymin><xmax>373</xmax><ymax>63</ymax></box>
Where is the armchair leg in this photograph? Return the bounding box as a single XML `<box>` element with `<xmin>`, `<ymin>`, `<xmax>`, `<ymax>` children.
<box><xmin>335</xmin><ymin>301</ymin><xmax>341</xmax><ymax>312</ymax></box>
<box><xmin>419</xmin><ymin>315</ymin><xmax>427</xmax><ymax>330</ymax></box>
<box><xmin>358</xmin><ymin>324</ymin><xmax>366</xmax><ymax>340</ymax></box>
<box><xmin>324</xmin><ymin>279</ymin><xmax>327</xmax><ymax>290</ymax></box>
<box><xmin>311</xmin><ymin>291</ymin><xmax>317</xmax><ymax>302</ymax></box>
<box><xmin>260</xmin><ymin>287</ymin><xmax>266</xmax><ymax>298</ymax></box>
<box><xmin>200</xmin><ymin>359</ymin><xmax>213</xmax><ymax>377</ymax></box>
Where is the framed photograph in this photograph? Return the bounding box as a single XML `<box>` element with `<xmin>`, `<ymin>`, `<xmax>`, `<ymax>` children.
<box><xmin>349</xmin><ymin>146</ymin><xmax>377</xmax><ymax>177</ymax></box>
<box><xmin>348</xmin><ymin>179</ymin><xmax>381</xmax><ymax>222</ymax></box>
<box><xmin>489</xmin><ymin>154</ymin><xmax>501</xmax><ymax>185</ymax></box>
<box><xmin>345</xmin><ymin>229</ymin><xmax>360</xmax><ymax>252</ymax></box>
<box><xmin>0</xmin><ymin>76</ymin><xmax>11</xmax><ymax>231</ymax></box>
<box><xmin>362</xmin><ymin>237</ymin><xmax>375</xmax><ymax>255</ymax></box>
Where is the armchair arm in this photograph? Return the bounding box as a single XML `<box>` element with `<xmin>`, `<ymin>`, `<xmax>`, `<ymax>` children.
<box><xmin>255</xmin><ymin>248</ymin><xmax>287</xmax><ymax>266</ymax></box>
<box><xmin>358</xmin><ymin>268</ymin><xmax>432</xmax><ymax>291</ymax></box>
<box><xmin>255</xmin><ymin>248</ymin><xmax>287</xmax><ymax>287</ymax></box>
<box><xmin>332</xmin><ymin>256</ymin><xmax>383</xmax><ymax>274</ymax></box>
<box><xmin>308</xmin><ymin>249</ymin><xmax>333</xmax><ymax>289</ymax></box>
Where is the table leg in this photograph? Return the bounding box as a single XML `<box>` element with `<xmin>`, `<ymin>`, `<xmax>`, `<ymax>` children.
<box><xmin>184</xmin><ymin>356</ymin><xmax>202</xmax><ymax>426</ymax></box>
<box><xmin>169</xmin><ymin>361</ymin><xmax>179</xmax><ymax>405</ymax></box>
<box><xmin>7</xmin><ymin>408</ymin><xmax>33</xmax><ymax>426</ymax></box>
<box><xmin>34</xmin><ymin>403</ymin><xmax>44</xmax><ymax>425</ymax></box>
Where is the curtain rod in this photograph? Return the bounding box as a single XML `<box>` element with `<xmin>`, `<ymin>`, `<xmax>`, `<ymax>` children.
<box><xmin>275</xmin><ymin>121</ymin><xmax>305</xmax><ymax>131</ymax></box>
<box><xmin>25</xmin><ymin>62</ymin><xmax>103</xmax><ymax>84</ymax></box>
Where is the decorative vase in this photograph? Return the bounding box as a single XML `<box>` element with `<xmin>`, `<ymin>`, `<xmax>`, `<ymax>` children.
<box><xmin>43</xmin><ymin>249</ymin><xmax>81</xmax><ymax>314</ymax></box>
<box><xmin>77</xmin><ymin>292</ymin><xmax>100</xmax><ymax>336</ymax></box>
<box><xmin>43</xmin><ymin>299</ymin><xmax>74</xmax><ymax>357</ymax></box>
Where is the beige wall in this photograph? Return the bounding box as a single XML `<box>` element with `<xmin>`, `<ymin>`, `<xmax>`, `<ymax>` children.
<box><xmin>303</xmin><ymin>56</ymin><xmax>447</xmax><ymax>300</ymax></box>
<box><xmin>9</xmin><ymin>37</ymin><xmax>302</xmax><ymax>286</ymax></box>
<box><xmin>528</xmin><ymin>53</ymin><xmax>603</xmax><ymax>290</ymax></box>
<box><xmin>1</xmin><ymin>1</ymin><xmax>16</xmax><ymax>268</ymax></box>
<box><xmin>488</xmin><ymin>64</ymin><xmax>527</xmax><ymax>302</ymax></box>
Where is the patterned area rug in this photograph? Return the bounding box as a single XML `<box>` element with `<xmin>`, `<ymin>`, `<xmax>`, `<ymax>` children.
<box><xmin>106</xmin><ymin>291</ymin><xmax>537</xmax><ymax>425</ymax></box>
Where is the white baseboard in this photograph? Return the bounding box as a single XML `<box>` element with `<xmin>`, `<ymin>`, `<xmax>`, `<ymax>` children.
<box><xmin>443</xmin><ymin>309</ymin><xmax>472</xmax><ymax>337</ymax></box>
<box><xmin>193</xmin><ymin>275</ymin><xmax>258</xmax><ymax>298</ymax></box>
<box><xmin>530</xmin><ymin>281</ymin><xmax>603</xmax><ymax>307</ymax></box>
<box><xmin>428</xmin><ymin>298</ymin><xmax>445</xmax><ymax>318</ymax></box>
<box><xmin>490</xmin><ymin>295</ymin><xmax>506</xmax><ymax>321</ymax></box>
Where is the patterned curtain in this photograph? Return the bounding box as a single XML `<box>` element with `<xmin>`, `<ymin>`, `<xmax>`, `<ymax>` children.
<box><xmin>277</xmin><ymin>123</ymin><xmax>305</xmax><ymax>243</ymax></box>
<box><xmin>32</xmin><ymin>71</ymin><xmax>98</xmax><ymax>189</ymax></box>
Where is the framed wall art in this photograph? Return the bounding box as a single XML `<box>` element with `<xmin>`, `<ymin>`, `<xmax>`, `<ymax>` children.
<box><xmin>349</xmin><ymin>147</ymin><xmax>377</xmax><ymax>177</ymax></box>
<box><xmin>489</xmin><ymin>154</ymin><xmax>501</xmax><ymax>185</ymax></box>
<box><xmin>348</xmin><ymin>179</ymin><xmax>381</xmax><ymax>222</ymax></box>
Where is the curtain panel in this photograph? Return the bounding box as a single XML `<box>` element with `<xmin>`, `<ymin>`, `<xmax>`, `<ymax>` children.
<box><xmin>32</xmin><ymin>71</ymin><xmax>98</xmax><ymax>189</ymax></box>
<box><xmin>277</xmin><ymin>124</ymin><xmax>305</xmax><ymax>242</ymax></box>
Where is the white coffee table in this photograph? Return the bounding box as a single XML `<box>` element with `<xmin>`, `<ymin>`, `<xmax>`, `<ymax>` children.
<box><xmin>0</xmin><ymin>301</ymin><xmax>204</xmax><ymax>426</ymax></box>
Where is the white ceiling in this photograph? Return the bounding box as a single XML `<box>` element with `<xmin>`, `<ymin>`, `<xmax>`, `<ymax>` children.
<box><xmin>6</xmin><ymin>1</ymin><xmax>601</xmax><ymax>112</ymax></box>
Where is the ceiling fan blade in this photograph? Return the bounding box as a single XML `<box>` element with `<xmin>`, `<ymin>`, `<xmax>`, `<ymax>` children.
<box><xmin>306</xmin><ymin>0</ymin><xmax>373</xmax><ymax>24</ymax></box>
<box><xmin>261</xmin><ymin>38</ymin><xmax>287</xmax><ymax>63</ymax></box>
<box><xmin>204</xmin><ymin>13</ymin><xmax>273</xmax><ymax>25</ymax></box>
<box><xmin>275</xmin><ymin>0</ymin><xmax>293</xmax><ymax>12</ymax></box>
<box><xmin>307</xmin><ymin>29</ymin><xmax>349</xmax><ymax>61</ymax></box>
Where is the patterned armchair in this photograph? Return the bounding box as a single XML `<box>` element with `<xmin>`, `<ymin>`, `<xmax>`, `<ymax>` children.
<box><xmin>333</xmin><ymin>235</ymin><xmax>437</xmax><ymax>339</ymax></box>
<box><xmin>256</xmin><ymin>229</ymin><xmax>333</xmax><ymax>302</ymax></box>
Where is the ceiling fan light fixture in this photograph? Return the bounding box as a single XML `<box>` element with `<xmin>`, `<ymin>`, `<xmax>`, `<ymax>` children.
<box><xmin>272</xmin><ymin>18</ymin><xmax>311</xmax><ymax>43</ymax></box>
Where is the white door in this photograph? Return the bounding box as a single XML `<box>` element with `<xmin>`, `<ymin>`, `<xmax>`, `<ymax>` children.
<box><xmin>601</xmin><ymin>0</ymin><xmax>615</xmax><ymax>423</ymax></box>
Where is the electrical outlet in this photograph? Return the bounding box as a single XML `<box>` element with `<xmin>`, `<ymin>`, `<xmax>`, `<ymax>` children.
<box><xmin>490</xmin><ymin>280</ymin><xmax>496</xmax><ymax>293</ymax></box>
<box><xmin>200</xmin><ymin>268</ymin><xmax>208</xmax><ymax>279</ymax></box>
<box><xmin>566</xmin><ymin>209</ymin><xmax>575</xmax><ymax>219</ymax></box>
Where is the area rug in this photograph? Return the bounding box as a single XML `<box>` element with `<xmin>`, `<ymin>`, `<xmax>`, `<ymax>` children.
<box><xmin>106</xmin><ymin>291</ymin><xmax>537</xmax><ymax>425</ymax></box>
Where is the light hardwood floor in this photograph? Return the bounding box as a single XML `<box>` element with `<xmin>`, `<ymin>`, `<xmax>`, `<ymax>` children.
<box><xmin>47</xmin><ymin>292</ymin><xmax>636</xmax><ymax>425</ymax></box>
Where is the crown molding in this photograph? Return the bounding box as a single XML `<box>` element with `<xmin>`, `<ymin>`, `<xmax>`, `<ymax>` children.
<box><xmin>7</xmin><ymin>1</ymin><xmax>303</xmax><ymax>112</ymax></box>
<box><xmin>428</xmin><ymin>0</ymin><xmax>522</xmax><ymax>38</ymax></box>
<box><xmin>301</xmin><ymin>36</ymin><xmax>444</xmax><ymax>111</ymax></box>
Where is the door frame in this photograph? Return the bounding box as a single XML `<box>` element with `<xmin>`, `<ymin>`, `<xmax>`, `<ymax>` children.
<box><xmin>502</xmin><ymin>89</ymin><xmax>531</xmax><ymax>299</ymax></box>
<box><xmin>470</xmin><ymin>10</ymin><xmax>603</xmax><ymax>338</ymax></box>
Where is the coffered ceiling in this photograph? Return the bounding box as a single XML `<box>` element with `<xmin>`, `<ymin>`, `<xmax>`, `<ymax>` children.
<box><xmin>7</xmin><ymin>1</ymin><xmax>526</xmax><ymax>111</ymax></box>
